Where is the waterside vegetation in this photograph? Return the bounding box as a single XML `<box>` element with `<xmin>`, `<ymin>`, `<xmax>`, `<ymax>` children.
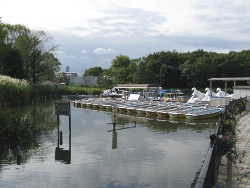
<box><xmin>0</xmin><ymin>75</ymin><xmax>104</xmax><ymax>105</ymax></box>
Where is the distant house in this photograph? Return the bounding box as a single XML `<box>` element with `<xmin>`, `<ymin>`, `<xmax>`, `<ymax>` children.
<box><xmin>65</xmin><ymin>72</ymin><xmax>98</xmax><ymax>86</ymax></box>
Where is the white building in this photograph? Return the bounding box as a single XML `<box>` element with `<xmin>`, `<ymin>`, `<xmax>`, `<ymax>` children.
<box><xmin>65</xmin><ymin>72</ymin><xmax>98</xmax><ymax>86</ymax></box>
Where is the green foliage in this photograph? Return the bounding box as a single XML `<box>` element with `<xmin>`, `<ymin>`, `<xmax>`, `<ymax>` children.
<box><xmin>0</xmin><ymin>22</ymin><xmax>60</xmax><ymax>84</ymax></box>
<box><xmin>0</xmin><ymin>108</ymin><xmax>39</xmax><ymax>148</ymax></box>
<box><xmin>216</xmin><ymin>98</ymin><xmax>248</xmax><ymax>162</ymax></box>
<box><xmin>84</xmin><ymin>67</ymin><xmax>103</xmax><ymax>76</ymax></box>
<box><xmin>104</xmin><ymin>49</ymin><xmax>250</xmax><ymax>89</ymax></box>
<box><xmin>65</xmin><ymin>86</ymin><xmax>103</xmax><ymax>95</ymax></box>
<box><xmin>110</xmin><ymin>55</ymin><xmax>131</xmax><ymax>84</ymax></box>
<box><xmin>0</xmin><ymin>76</ymin><xmax>30</xmax><ymax>102</ymax></box>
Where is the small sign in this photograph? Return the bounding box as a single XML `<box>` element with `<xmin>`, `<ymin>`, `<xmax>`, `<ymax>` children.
<box><xmin>112</xmin><ymin>106</ymin><xmax>118</xmax><ymax>123</ymax></box>
<box><xmin>55</xmin><ymin>102</ymin><xmax>71</xmax><ymax>116</ymax></box>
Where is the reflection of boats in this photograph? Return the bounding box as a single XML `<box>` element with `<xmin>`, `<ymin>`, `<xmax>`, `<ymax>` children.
<box><xmin>185</xmin><ymin>117</ymin><xmax>218</xmax><ymax>125</ymax></box>
<box><xmin>185</xmin><ymin>108</ymin><xmax>221</xmax><ymax>120</ymax></box>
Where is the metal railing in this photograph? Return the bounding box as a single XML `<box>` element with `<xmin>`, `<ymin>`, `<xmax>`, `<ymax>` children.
<box><xmin>192</xmin><ymin>97</ymin><xmax>248</xmax><ymax>188</ymax></box>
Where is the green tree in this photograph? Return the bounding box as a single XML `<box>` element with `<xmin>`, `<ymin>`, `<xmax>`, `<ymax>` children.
<box><xmin>14</xmin><ymin>30</ymin><xmax>60</xmax><ymax>83</ymax></box>
<box><xmin>179</xmin><ymin>60</ymin><xmax>200</xmax><ymax>88</ymax></box>
<box><xmin>110</xmin><ymin>55</ymin><xmax>131</xmax><ymax>84</ymax></box>
<box><xmin>39</xmin><ymin>52</ymin><xmax>61</xmax><ymax>81</ymax></box>
<box><xmin>83</xmin><ymin>67</ymin><xmax>103</xmax><ymax>76</ymax></box>
<box><xmin>133</xmin><ymin>57</ymin><xmax>147</xmax><ymax>83</ymax></box>
<box><xmin>1</xmin><ymin>48</ymin><xmax>24</xmax><ymax>78</ymax></box>
<box><xmin>98</xmin><ymin>68</ymin><xmax>113</xmax><ymax>86</ymax></box>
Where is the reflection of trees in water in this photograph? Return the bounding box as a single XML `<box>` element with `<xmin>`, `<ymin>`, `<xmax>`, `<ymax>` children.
<box><xmin>0</xmin><ymin>99</ymin><xmax>59</xmax><ymax>169</ymax></box>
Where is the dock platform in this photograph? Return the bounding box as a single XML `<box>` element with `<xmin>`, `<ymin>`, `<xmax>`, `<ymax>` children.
<box><xmin>217</xmin><ymin>111</ymin><xmax>250</xmax><ymax>187</ymax></box>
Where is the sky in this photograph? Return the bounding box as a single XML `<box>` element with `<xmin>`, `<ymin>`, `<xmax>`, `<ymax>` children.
<box><xmin>1</xmin><ymin>0</ymin><xmax>250</xmax><ymax>75</ymax></box>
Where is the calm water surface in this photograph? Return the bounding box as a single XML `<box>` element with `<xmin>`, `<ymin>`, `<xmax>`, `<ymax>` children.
<box><xmin>0</xmin><ymin>99</ymin><xmax>217</xmax><ymax>188</ymax></box>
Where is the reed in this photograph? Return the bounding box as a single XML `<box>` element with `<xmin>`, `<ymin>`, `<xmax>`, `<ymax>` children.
<box><xmin>0</xmin><ymin>108</ymin><xmax>41</xmax><ymax>149</ymax></box>
<box><xmin>65</xmin><ymin>86</ymin><xmax>103</xmax><ymax>95</ymax></box>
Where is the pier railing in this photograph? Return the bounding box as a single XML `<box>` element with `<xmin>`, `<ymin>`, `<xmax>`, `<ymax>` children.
<box><xmin>191</xmin><ymin>97</ymin><xmax>248</xmax><ymax>188</ymax></box>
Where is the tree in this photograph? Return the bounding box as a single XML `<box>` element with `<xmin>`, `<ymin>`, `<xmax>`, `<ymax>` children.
<box><xmin>83</xmin><ymin>67</ymin><xmax>103</xmax><ymax>76</ymax></box>
<box><xmin>98</xmin><ymin>68</ymin><xmax>113</xmax><ymax>86</ymax></box>
<box><xmin>110</xmin><ymin>55</ymin><xmax>131</xmax><ymax>84</ymax></box>
<box><xmin>0</xmin><ymin>22</ymin><xmax>61</xmax><ymax>83</ymax></box>
<box><xmin>14</xmin><ymin>30</ymin><xmax>60</xmax><ymax>83</ymax></box>
<box><xmin>39</xmin><ymin>52</ymin><xmax>61</xmax><ymax>81</ymax></box>
<box><xmin>1</xmin><ymin>48</ymin><xmax>24</xmax><ymax>78</ymax></box>
<box><xmin>179</xmin><ymin>60</ymin><xmax>200</xmax><ymax>88</ymax></box>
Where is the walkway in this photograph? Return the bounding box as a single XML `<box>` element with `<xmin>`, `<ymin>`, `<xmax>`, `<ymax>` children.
<box><xmin>217</xmin><ymin>111</ymin><xmax>250</xmax><ymax>188</ymax></box>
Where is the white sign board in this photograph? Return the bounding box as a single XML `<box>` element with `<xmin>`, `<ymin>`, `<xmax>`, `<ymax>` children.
<box><xmin>112</xmin><ymin>106</ymin><xmax>118</xmax><ymax>123</ymax></box>
<box><xmin>55</xmin><ymin>102</ymin><xmax>71</xmax><ymax>116</ymax></box>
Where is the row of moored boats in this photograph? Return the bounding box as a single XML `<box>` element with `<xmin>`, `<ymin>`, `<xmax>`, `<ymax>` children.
<box><xmin>73</xmin><ymin>98</ymin><xmax>222</xmax><ymax>120</ymax></box>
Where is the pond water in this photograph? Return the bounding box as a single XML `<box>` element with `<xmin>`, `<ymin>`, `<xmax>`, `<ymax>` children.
<box><xmin>0</xmin><ymin>99</ymin><xmax>217</xmax><ymax>188</ymax></box>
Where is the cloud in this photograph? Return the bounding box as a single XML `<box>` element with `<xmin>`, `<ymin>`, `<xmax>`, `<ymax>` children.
<box><xmin>68</xmin><ymin>55</ymin><xmax>78</xmax><ymax>59</ymax></box>
<box><xmin>93</xmin><ymin>48</ymin><xmax>116</xmax><ymax>54</ymax></box>
<box><xmin>2</xmin><ymin>0</ymin><xmax>250</xmax><ymax>75</ymax></box>
<box><xmin>81</xmin><ymin>50</ymin><xmax>87</xmax><ymax>53</ymax></box>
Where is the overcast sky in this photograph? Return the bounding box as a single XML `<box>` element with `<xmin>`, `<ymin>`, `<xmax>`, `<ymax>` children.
<box><xmin>1</xmin><ymin>0</ymin><xmax>250</xmax><ymax>75</ymax></box>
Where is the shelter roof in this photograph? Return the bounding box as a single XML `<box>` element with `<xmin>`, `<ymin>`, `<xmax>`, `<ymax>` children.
<box><xmin>208</xmin><ymin>77</ymin><xmax>250</xmax><ymax>81</ymax></box>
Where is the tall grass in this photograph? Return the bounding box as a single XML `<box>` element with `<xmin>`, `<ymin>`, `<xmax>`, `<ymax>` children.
<box><xmin>0</xmin><ymin>108</ymin><xmax>40</xmax><ymax>149</ymax></box>
<box><xmin>0</xmin><ymin>75</ymin><xmax>106</xmax><ymax>105</ymax></box>
<box><xmin>65</xmin><ymin>86</ymin><xmax>103</xmax><ymax>95</ymax></box>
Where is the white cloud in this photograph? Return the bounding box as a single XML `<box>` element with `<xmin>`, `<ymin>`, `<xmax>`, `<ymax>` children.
<box><xmin>81</xmin><ymin>50</ymin><xmax>87</xmax><ymax>54</ymax></box>
<box><xmin>93</xmin><ymin>48</ymin><xmax>116</xmax><ymax>54</ymax></box>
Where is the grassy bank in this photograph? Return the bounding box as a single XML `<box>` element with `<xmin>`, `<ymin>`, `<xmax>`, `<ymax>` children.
<box><xmin>0</xmin><ymin>75</ymin><xmax>105</xmax><ymax>105</ymax></box>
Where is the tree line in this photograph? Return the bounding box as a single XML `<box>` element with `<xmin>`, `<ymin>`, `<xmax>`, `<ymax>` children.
<box><xmin>84</xmin><ymin>49</ymin><xmax>250</xmax><ymax>89</ymax></box>
<box><xmin>1</xmin><ymin>18</ymin><xmax>250</xmax><ymax>89</ymax></box>
<box><xmin>0</xmin><ymin>18</ymin><xmax>60</xmax><ymax>84</ymax></box>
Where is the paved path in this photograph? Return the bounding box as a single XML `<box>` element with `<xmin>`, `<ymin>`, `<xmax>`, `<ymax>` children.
<box><xmin>217</xmin><ymin>111</ymin><xmax>250</xmax><ymax>188</ymax></box>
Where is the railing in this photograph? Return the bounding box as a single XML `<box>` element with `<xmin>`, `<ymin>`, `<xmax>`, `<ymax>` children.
<box><xmin>191</xmin><ymin>97</ymin><xmax>248</xmax><ymax>188</ymax></box>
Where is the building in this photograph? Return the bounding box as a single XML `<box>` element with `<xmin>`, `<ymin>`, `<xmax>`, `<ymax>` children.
<box><xmin>65</xmin><ymin>72</ymin><xmax>98</xmax><ymax>86</ymax></box>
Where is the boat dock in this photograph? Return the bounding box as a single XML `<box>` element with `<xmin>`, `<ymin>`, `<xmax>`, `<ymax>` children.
<box><xmin>216</xmin><ymin>110</ymin><xmax>250</xmax><ymax>187</ymax></box>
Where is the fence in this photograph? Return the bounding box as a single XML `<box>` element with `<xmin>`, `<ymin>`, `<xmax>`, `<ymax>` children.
<box><xmin>191</xmin><ymin>97</ymin><xmax>248</xmax><ymax>188</ymax></box>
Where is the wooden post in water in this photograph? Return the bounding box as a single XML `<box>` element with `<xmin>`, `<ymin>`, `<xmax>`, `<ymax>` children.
<box><xmin>17</xmin><ymin>146</ymin><xmax>21</xmax><ymax>156</ymax></box>
<box><xmin>57</xmin><ymin>115</ymin><xmax>60</xmax><ymax>148</ymax></box>
<box><xmin>17</xmin><ymin>146</ymin><xmax>21</xmax><ymax>165</ymax></box>
<box><xmin>60</xmin><ymin>131</ymin><xmax>63</xmax><ymax>145</ymax></box>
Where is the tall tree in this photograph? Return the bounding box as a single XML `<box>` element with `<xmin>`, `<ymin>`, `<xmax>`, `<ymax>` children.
<box><xmin>14</xmin><ymin>30</ymin><xmax>60</xmax><ymax>83</ymax></box>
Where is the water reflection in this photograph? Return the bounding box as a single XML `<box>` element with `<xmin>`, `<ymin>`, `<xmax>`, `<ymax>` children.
<box><xmin>0</xmin><ymin>99</ymin><xmax>219</xmax><ymax>188</ymax></box>
<box><xmin>0</xmin><ymin>100</ymin><xmax>59</xmax><ymax>169</ymax></box>
<box><xmin>55</xmin><ymin>118</ymin><xmax>71</xmax><ymax>164</ymax></box>
<box><xmin>107</xmin><ymin>121</ymin><xmax>137</xmax><ymax>149</ymax></box>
